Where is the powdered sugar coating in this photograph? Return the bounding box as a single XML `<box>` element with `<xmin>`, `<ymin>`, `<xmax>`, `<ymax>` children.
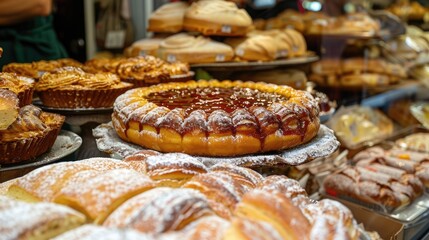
<box><xmin>104</xmin><ymin>188</ymin><xmax>212</xmax><ymax>234</ymax></box>
<box><xmin>56</xmin><ymin>168</ymin><xmax>155</xmax><ymax>221</ymax></box>
<box><xmin>180</xmin><ymin>215</ymin><xmax>230</xmax><ymax>240</ymax></box>
<box><xmin>0</xmin><ymin>196</ymin><xmax>85</xmax><ymax>240</ymax></box>
<box><xmin>11</xmin><ymin>158</ymin><xmax>134</xmax><ymax>201</ymax></box>
<box><xmin>52</xmin><ymin>224</ymin><xmax>155</xmax><ymax>240</ymax></box>
<box><xmin>184</xmin><ymin>172</ymin><xmax>248</xmax><ymax>207</ymax></box>
<box><xmin>256</xmin><ymin>175</ymin><xmax>307</xmax><ymax>199</ymax></box>
<box><xmin>13</xmin><ymin>162</ymin><xmax>95</xmax><ymax>201</ymax></box>
<box><xmin>104</xmin><ymin>188</ymin><xmax>172</xmax><ymax>227</ymax></box>
<box><xmin>145</xmin><ymin>153</ymin><xmax>208</xmax><ymax>176</ymax></box>
<box><xmin>231</xmin><ymin>217</ymin><xmax>284</xmax><ymax>240</ymax></box>
<box><xmin>210</xmin><ymin>163</ymin><xmax>263</xmax><ymax>186</ymax></box>
<box><xmin>303</xmin><ymin>199</ymin><xmax>359</xmax><ymax>240</ymax></box>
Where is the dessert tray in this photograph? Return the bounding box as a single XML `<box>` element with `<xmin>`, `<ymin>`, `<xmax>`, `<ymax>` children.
<box><xmin>190</xmin><ymin>55</ymin><xmax>319</xmax><ymax>71</ymax></box>
<box><xmin>92</xmin><ymin>122</ymin><xmax>339</xmax><ymax>168</ymax></box>
<box><xmin>0</xmin><ymin>130</ymin><xmax>82</xmax><ymax>171</ymax></box>
<box><xmin>33</xmin><ymin>99</ymin><xmax>113</xmax><ymax>115</ymax></box>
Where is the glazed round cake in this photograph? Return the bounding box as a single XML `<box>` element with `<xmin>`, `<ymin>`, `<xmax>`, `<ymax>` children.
<box><xmin>112</xmin><ymin>80</ymin><xmax>320</xmax><ymax>157</ymax></box>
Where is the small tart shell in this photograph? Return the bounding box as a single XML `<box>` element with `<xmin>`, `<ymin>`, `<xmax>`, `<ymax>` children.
<box><xmin>0</xmin><ymin>111</ymin><xmax>64</xmax><ymax>164</ymax></box>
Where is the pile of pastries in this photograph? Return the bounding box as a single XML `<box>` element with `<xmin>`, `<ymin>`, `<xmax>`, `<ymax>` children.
<box><xmin>125</xmin><ymin>0</ymin><xmax>308</xmax><ymax>63</ymax></box>
<box><xmin>1</xmin><ymin>152</ymin><xmax>361</xmax><ymax>239</ymax></box>
<box><xmin>254</xmin><ymin>10</ymin><xmax>380</xmax><ymax>37</ymax></box>
<box><xmin>324</xmin><ymin>146</ymin><xmax>429</xmax><ymax>210</ymax></box>
<box><xmin>310</xmin><ymin>57</ymin><xmax>407</xmax><ymax>87</ymax></box>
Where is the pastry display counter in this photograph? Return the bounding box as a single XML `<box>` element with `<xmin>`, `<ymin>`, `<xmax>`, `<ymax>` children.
<box><xmin>2</xmin><ymin>0</ymin><xmax>429</xmax><ymax>239</ymax></box>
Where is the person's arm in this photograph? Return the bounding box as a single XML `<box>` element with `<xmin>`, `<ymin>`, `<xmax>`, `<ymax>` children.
<box><xmin>0</xmin><ymin>0</ymin><xmax>52</xmax><ymax>25</ymax></box>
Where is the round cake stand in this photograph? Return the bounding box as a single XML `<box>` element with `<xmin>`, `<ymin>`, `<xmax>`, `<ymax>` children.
<box><xmin>93</xmin><ymin>123</ymin><xmax>340</xmax><ymax>168</ymax></box>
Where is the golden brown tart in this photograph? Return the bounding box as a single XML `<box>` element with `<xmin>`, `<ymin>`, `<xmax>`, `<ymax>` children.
<box><xmin>3</xmin><ymin>58</ymin><xmax>82</xmax><ymax>79</ymax></box>
<box><xmin>112</xmin><ymin>80</ymin><xmax>320</xmax><ymax>157</ymax></box>
<box><xmin>0</xmin><ymin>72</ymin><xmax>35</xmax><ymax>107</ymax></box>
<box><xmin>84</xmin><ymin>56</ymin><xmax>192</xmax><ymax>87</ymax></box>
<box><xmin>116</xmin><ymin>56</ymin><xmax>192</xmax><ymax>87</ymax></box>
<box><xmin>83</xmin><ymin>57</ymin><xmax>126</xmax><ymax>74</ymax></box>
<box><xmin>0</xmin><ymin>104</ymin><xmax>65</xmax><ymax>164</ymax></box>
<box><xmin>35</xmin><ymin>67</ymin><xmax>133</xmax><ymax>108</ymax></box>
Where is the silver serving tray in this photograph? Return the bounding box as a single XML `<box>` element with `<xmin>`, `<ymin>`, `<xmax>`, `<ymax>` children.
<box><xmin>33</xmin><ymin>99</ymin><xmax>113</xmax><ymax>115</ymax></box>
<box><xmin>0</xmin><ymin>130</ymin><xmax>82</xmax><ymax>171</ymax></box>
<box><xmin>92</xmin><ymin>122</ymin><xmax>339</xmax><ymax>168</ymax></box>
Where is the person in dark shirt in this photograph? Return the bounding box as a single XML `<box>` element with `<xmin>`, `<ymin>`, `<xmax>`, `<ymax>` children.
<box><xmin>0</xmin><ymin>0</ymin><xmax>67</xmax><ymax>68</ymax></box>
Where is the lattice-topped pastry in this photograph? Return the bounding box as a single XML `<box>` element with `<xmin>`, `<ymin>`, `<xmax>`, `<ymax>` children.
<box><xmin>112</xmin><ymin>80</ymin><xmax>320</xmax><ymax>157</ymax></box>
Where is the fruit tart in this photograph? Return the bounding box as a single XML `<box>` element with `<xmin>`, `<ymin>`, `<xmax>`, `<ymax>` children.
<box><xmin>112</xmin><ymin>80</ymin><xmax>320</xmax><ymax>157</ymax></box>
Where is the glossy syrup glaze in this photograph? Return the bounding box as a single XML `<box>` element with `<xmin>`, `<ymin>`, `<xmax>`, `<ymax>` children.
<box><xmin>145</xmin><ymin>87</ymin><xmax>289</xmax><ymax>115</ymax></box>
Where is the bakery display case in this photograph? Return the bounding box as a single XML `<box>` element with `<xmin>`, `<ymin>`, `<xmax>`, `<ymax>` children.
<box><xmin>2</xmin><ymin>0</ymin><xmax>429</xmax><ymax>239</ymax></box>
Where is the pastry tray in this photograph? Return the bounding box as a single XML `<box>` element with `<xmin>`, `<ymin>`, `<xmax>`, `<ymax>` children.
<box><xmin>33</xmin><ymin>99</ymin><xmax>113</xmax><ymax>115</ymax></box>
<box><xmin>190</xmin><ymin>55</ymin><xmax>319</xmax><ymax>71</ymax></box>
<box><xmin>92</xmin><ymin>122</ymin><xmax>339</xmax><ymax>168</ymax></box>
<box><xmin>0</xmin><ymin>130</ymin><xmax>82</xmax><ymax>181</ymax></box>
<box><xmin>323</xmin><ymin>193</ymin><xmax>429</xmax><ymax>240</ymax></box>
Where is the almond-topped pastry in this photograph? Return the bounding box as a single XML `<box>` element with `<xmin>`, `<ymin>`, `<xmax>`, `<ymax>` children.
<box><xmin>112</xmin><ymin>80</ymin><xmax>320</xmax><ymax>157</ymax></box>
<box><xmin>35</xmin><ymin>67</ymin><xmax>133</xmax><ymax>108</ymax></box>
<box><xmin>184</xmin><ymin>0</ymin><xmax>252</xmax><ymax>36</ymax></box>
<box><xmin>0</xmin><ymin>72</ymin><xmax>35</xmax><ymax>106</ymax></box>
<box><xmin>0</xmin><ymin>104</ymin><xmax>64</xmax><ymax>164</ymax></box>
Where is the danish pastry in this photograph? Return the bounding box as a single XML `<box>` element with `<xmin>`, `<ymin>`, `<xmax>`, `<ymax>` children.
<box><xmin>112</xmin><ymin>80</ymin><xmax>320</xmax><ymax>157</ymax></box>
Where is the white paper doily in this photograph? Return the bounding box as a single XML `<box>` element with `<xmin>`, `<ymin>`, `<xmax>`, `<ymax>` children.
<box><xmin>93</xmin><ymin>122</ymin><xmax>339</xmax><ymax>167</ymax></box>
